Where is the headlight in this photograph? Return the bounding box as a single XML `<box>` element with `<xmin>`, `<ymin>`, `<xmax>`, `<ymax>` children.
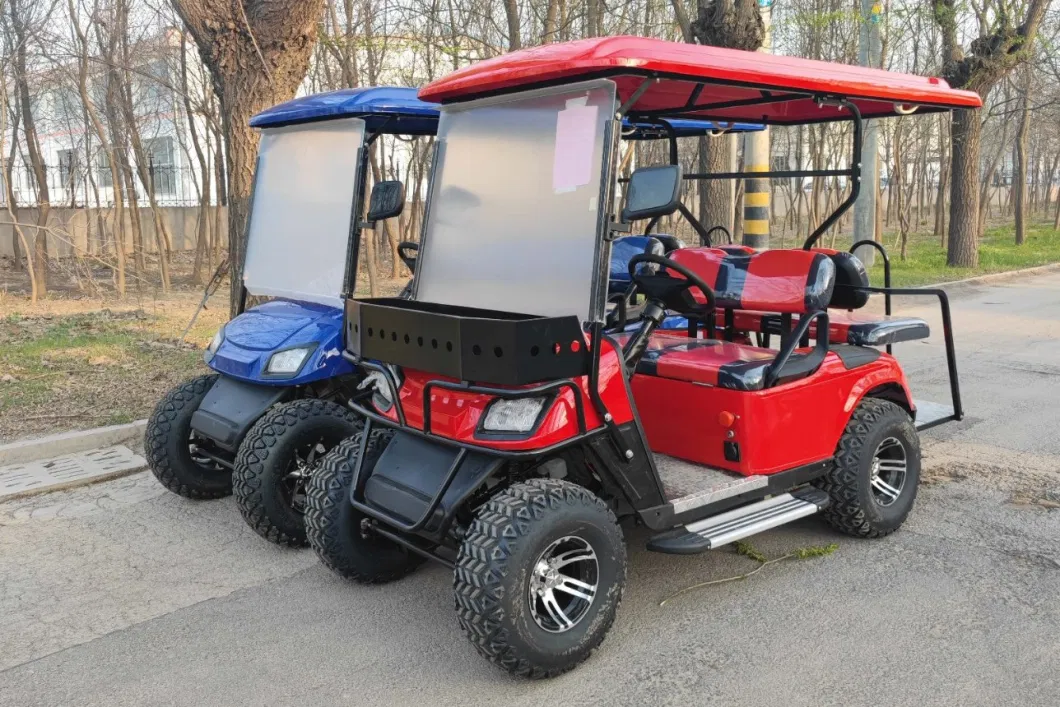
<box><xmin>482</xmin><ymin>397</ymin><xmax>548</xmax><ymax>433</ymax></box>
<box><xmin>358</xmin><ymin>369</ymin><xmax>396</xmax><ymax>411</ymax></box>
<box><xmin>207</xmin><ymin>327</ymin><xmax>225</xmax><ymax>354</ymax></box>
<box><xmin>266</xmin><ymin>347</ymin><xmax>311</xmax><ymax>375</ymax></box>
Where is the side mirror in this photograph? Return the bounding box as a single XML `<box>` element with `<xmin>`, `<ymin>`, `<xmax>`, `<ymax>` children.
<box><xmin>366</xmin><ymin>180</ymin><xmax>405</xmax><ymax>223</ymax></box>
<box><xmin>621</xmin><ymin>165</ymin><xmax>683</xmax><ymax>222</ymax></box>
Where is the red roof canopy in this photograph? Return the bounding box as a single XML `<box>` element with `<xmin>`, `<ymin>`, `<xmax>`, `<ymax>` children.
<box><xmin>419</xmin><ymin>36</ymin><xmax>982</xmax><ymax>124</ymax></box>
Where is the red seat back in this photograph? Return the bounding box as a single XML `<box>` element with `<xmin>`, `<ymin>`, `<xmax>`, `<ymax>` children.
<box><xmin>668</xmin><ymin>248</ymin><xmax>835</xmax><ymax>314</ymax></box>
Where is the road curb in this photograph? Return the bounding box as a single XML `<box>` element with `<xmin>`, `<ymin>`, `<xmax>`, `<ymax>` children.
<box><xmin>927</xmin><ymin>261</ymin><xmax>1060</xmax><ymax>292</ymax></box>
<box><xmin>0</xmin><ymin>420</ymin><xmax>147</xmax><ymax>466</ymax></box>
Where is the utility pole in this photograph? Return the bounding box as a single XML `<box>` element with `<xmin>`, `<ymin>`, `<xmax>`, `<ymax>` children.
<box><xmin>853</xmin><ymin>0</ymin><xmax>882</xmax><ymax>265</ymax></box>
<box><xmin>742</xmin><ymin>0</ymin><xmax>773</xmax><ymax>250</ymax></box>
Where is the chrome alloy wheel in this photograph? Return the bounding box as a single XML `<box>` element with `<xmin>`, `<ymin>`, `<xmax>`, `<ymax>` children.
<box><xmin>869</xmin><ymin>436</ymin><xmax>908</xmax><ymax>507</ymax></box>
<box><xmin>527</xmin><ymin>535</ymin><xmax>599</xmax><ymax>633</ymax></box>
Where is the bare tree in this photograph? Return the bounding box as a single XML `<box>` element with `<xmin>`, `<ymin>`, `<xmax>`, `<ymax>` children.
<box><xmin>4</xmin><ymin>0</ymin><xmax>58</xmax><ymax>292</ymax></box>
<box><xmin>933</xmin><ymin>0</ymin><xmax>1050</xmax><ymax>266</ymax></box>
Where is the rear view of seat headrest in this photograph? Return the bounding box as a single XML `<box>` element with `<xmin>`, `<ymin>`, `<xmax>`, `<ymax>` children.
<box><xmin>651</xmin><ymin>234</ymin><xmax>684</xmax><ymax>253</ymax></box>
<box><xmin>668</xmin><ymin>247</ymin><xmax>835</xmax><ymax>314</ymax></box>
<box><xmin>609</xmin><ymin>236</ymin><xmax>665</xmax><ymax>290</ymax></box>
<box><xmin>812</xmin><ymin>249</ymin><xmax>870</xmax><ymax>309</ymax></box>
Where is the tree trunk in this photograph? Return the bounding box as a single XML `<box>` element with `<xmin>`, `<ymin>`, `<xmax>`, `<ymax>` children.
<box><xmin>503</xmin><ymin>0</ymin><xmax>521</xmax><ymax>49</ymax></box>
<box><xmin>1014</xmin><ymin>70</ymin><xmax>1032</xmax><ymax>245</ymax></box>
<box><xmin>9</xmin><ymin>0</ymin><xmax>50</xmax><ymax>292</ymax></box>
<box><xmin>698</xmin><ymin>135</ymin><xmax>733</xmax><ymax>243</ymax></box>
<box><xmin>69</xmin><ymin>0</ymin><xmax>125</xmax><ymax>295</ymax></box>
<box><xmin>934</xmin><ymin>114</ymin><xmax>949</xmax><ymax>243</ymax></box>
<box><xmin>4</xmin><ymin>94</ymin><xmax>22</xmax><ymax>273</ymax></box>
<box><xmin>947</xmin><ymin>108</ymin><xmax>980</xmax><ymax>267</ymax></box>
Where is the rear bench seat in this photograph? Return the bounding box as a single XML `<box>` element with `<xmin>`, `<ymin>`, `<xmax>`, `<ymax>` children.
<box><xmin>617</xmin><ymin>248</ymin><xmax>840</xmax><ymax>391</ymax></box>
<box><xmin>664</xmin><ymin>247</ymin><xmax>930</xmax><ymax>346</ymax></box>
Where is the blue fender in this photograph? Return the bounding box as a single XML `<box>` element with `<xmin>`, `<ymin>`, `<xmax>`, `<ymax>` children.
<box><xmin>206</xmin><ymin>300</ymin><xmax>354</xmax><ymax>386</ymax></box>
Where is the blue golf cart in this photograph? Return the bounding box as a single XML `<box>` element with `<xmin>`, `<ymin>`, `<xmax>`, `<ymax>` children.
<box><xmin>145</xmin><ymin>87</ymin><xmax>440</xmax><ymax>546</ymax></box>
<box><xmin>144</xmin><ymin>84</ymin><xmax>760</xmax><ymax>547</ymax></box>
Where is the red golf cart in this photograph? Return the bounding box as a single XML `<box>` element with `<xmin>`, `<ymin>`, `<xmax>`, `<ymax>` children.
<box><xmin>305</xmin><ymin>36</ymin><xmax>981</xmax><ymax>678</ymax></box>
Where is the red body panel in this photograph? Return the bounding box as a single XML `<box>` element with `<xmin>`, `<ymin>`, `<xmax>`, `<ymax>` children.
<box><xmin>631</xmin><ymin>354</ymin><xmax>913</xmax><ymax>475</ymax></box>
<box><xmin>382</xmin><ymin>338</ymin><xmax>633</xmax><ymax>452</ymax></box>
<box><xmin>419</xmin><ymin>37</ymin><xmax>982</xmax><ymax>122</ymax></box>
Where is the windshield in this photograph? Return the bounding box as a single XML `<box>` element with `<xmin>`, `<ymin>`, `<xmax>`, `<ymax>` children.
<box><xmin>413</xmin><ymin>81</ymin><xmax>617</xmax><ymax>323</ymax></box>
<box><xmin>243</xmin><ymin>117</ymin><xmax>366</xmax><ymax>307</ymax></box>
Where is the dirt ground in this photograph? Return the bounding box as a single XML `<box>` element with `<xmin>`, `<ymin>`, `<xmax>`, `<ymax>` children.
<box><xmin>0</xmin><ymin>254</ymin><xmax>407</xmax><ymax>443</ymax></box>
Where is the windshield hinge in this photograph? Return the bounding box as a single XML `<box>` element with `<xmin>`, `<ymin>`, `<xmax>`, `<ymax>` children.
<box><xmin>606</xmin><ymin>221</ymin><xmax>631</xmax><ymax>241</ymax></box>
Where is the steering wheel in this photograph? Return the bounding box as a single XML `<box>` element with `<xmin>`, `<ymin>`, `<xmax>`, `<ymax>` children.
<box><xmin>397</xmin><ymin>241</ymin><xmax>419</xmax><ymax>274</ymax></box>
<box><xmin>627</xmin><ymin>253</ymin><xmax>716</xmax><ymax>318</ymax></box>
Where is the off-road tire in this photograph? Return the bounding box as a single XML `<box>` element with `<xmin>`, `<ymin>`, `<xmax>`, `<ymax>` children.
<box><xmin>454</xmin><ymin>478</ymin><xmax>626</xmax><ymax>679</ymax></box>
<box><xmin>234</xmin><ymin>399</ymin><xmax>363</xmax><ymax>547</ymax></box>
<box><xmin>304</xmin><ymin>429</ymin><xmax>422</xmax><ymax>583</ymax></box>
<box><xmin>815</xmin><ymin>398</ymin><xmax>921</xmax><ymax>538</ymax></box>
<box><xmin>145</xmin><ymin>373</ymin><xmax>231</xmax><ymax>499</ymax></box>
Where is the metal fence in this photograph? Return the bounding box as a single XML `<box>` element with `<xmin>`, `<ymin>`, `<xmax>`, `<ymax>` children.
<box><xmin>1</xmin><ymin>162</ymin><xmax>214</xmax><ymax>208</ymax></box>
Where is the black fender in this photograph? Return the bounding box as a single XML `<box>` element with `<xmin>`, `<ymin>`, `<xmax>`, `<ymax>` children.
<box><xmin>190</xmin><ymin>376</ymin><xmax>293</xmax><ymax>452</ymax></box>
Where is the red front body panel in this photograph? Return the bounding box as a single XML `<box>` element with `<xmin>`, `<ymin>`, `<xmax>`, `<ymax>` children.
<box><xmin>630</xmin><ymin>353</ymin><xmax>913</xmax><ymax>475</ymax></box>
<box><xmin>381</xmin><ymin>338</ymin><xmax>634</xmax><ymax>452</ymax></box>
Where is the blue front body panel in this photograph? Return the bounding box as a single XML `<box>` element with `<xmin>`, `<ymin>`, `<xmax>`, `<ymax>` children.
<box><xmin>207</xmin><ymin>300</ymin><xmax>354</xmax><ymax>386</ymax></box>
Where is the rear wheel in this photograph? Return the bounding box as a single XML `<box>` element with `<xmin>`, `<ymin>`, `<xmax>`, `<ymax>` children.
<box><xmin>454</xmin><ymin>478</ymin><xmax>625</xmax><ymax>679</ymax></box>
<box><xmin>145</xmin><ymin>374</ymin><xmax>232</xmax><ymax>499</ymax></box>
<box><xmin>304</xmin><ymin>430</ymin><xmax>422</xmax><ymax>583</ymax></box>
<box><xmin>816</xmin><ymin>398</ymin><xmax>921</xmax><ymax>538</ymax></box>
<box><xmin>234</xmin><ymin>399</ymin><xmax>363</xmax><ymax>547</ymax></box>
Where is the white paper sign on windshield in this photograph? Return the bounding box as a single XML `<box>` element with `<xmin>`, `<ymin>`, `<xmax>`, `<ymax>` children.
<box><xmin>552</xmin><ymin>96</ymin><xmax>599</xmax><ymax>193</ymax></box>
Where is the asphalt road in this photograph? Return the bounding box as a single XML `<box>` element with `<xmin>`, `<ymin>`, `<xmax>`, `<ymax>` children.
<box><xmin>2</xmin><ymin>270</ymin><xmax>1059</xmax><ymax>707</ymax></box>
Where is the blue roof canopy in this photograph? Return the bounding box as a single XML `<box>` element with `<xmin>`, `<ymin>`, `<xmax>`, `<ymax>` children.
<box><xmin>249</xmin><ymin>87</ymin><xmax>440</xmax><ymax>134</ymax></box>
<box><xmin>250</xmin><ymin>86</ymin><xmax>763</xmax><ymax>139</ymax></box>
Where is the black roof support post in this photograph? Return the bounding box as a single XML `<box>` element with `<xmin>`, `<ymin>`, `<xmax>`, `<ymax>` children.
<box><xmin>803</xmin><ymin>99</ymin><xmax>863</xmax><ymax>249</ymax></box>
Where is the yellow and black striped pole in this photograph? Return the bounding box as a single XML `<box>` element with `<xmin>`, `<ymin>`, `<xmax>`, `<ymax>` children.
<box><xmin>743</xmin><ymin>0</ymin><xmax>773</xmax><ymax>250</ymax></box>
<box><xmin>742</xmin><ymin>163</ymin><xmax>771</xmax><ymax>249</ymax></box>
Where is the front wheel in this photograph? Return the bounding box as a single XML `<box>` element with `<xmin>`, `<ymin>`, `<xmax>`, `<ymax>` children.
<box><xmin>454</xmin><ymin>478</ymin><xmax>626</xmax><ymax>679</ymax></box>
<box><xmin>815</xmin><ymin>398</ymin><xmax>921</xmax><ymax>538</ymax></box>
<box><xmin>145</xmin><ymin>374</ymin><xmax>232</xmax><ymax>499</ymax></box>
<box><xmin>234</xmin><ymin>399</ymin><xmax>363</xmax><ymax>547</ymax></box>
<box><xmin>304</xmin><ymin>430</ymin><xmax>422</xmax><ymax>583</ymax></box>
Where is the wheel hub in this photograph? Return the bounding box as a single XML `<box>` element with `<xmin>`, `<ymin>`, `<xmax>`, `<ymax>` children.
<box><xmin>527</xmin><ymin>536</ymin><xmax>599</xmax><ymax>634</ymax></box>
<box><xmin>869</xmin><ymin>436</ymin><xmax>908</xmax><ymax>508</ymax></box>
<box><xmin>282</xmin><ymin>439</ymin><xmax>327</xmax><ymax>512</ymax></box>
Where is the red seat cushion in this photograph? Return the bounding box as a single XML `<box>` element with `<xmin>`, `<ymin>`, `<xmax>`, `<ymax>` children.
<box><xmin>614</xmin><ymin>332</ymin><xmax>792</xmax><ymax>391</ymax></box>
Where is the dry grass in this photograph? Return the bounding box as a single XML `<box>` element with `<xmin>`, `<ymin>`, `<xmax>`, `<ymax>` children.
<box><xmin>0</xmin><ymin>255</ymin><xmax>232</xmax><ymax>442</ymax></box>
